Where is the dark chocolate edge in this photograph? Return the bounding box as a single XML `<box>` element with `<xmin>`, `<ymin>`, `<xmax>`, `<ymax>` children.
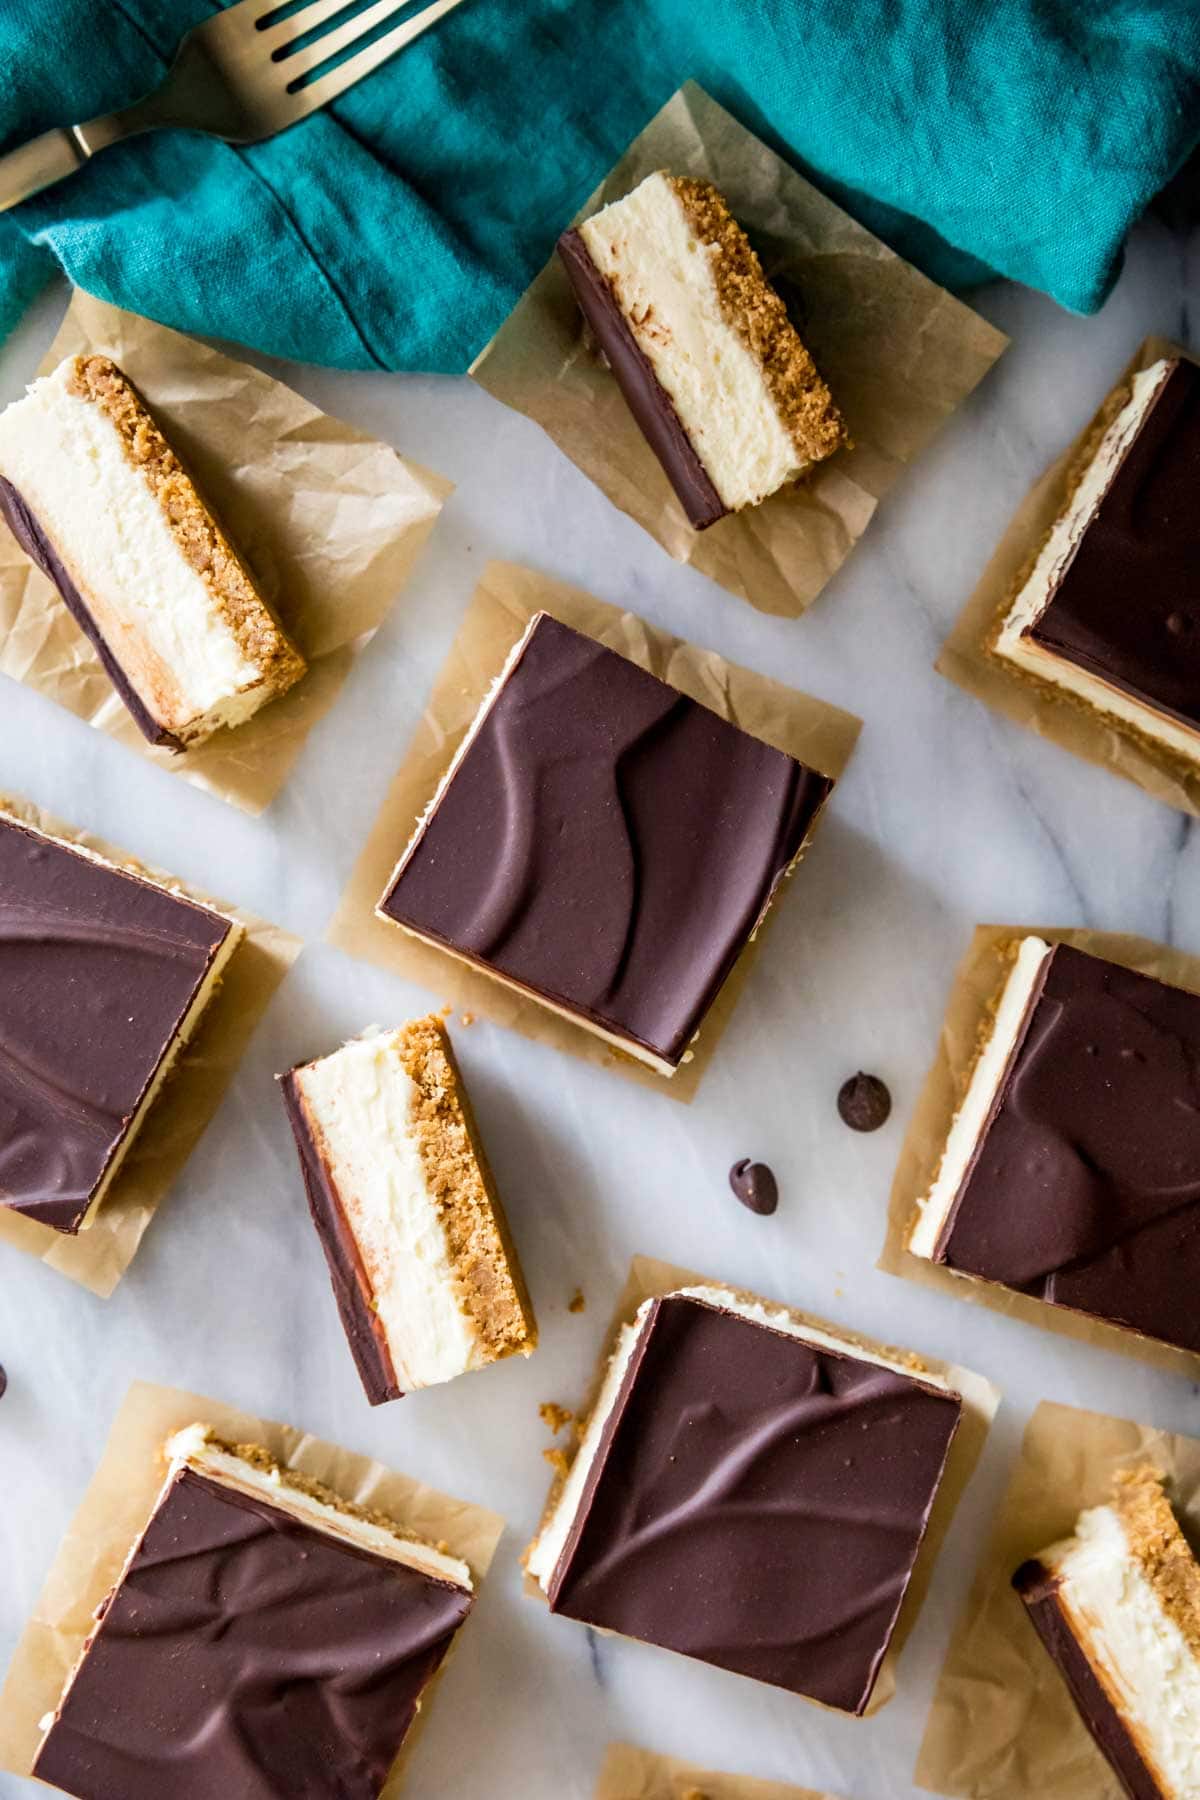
<box><xmin>0</xmin><ymin>475</ymin><xmax>184</xmax><ymax>750</ymax></box>
<box><xmin>931</xmin><ymin>939</ymin><xmax>1057</xmax><ymax>1266</ymax></box>
<box><xmin>557</xmin><ymin>228</ymin><xmax>729</xmax><ymax>531</ymax></box>
<box><xmin>278</xmin><ymin>1071</ymin><xmax>403</xmax><ymax>1405</ymax></box>
<box><xmin>2</xmin><ymin>817</ymin><xmax>235</xmax><ymax>1235</ymax></box>
<box><xmin>1014</xmin><ymin>1559</ymin><xmax>1167</xmax><ymax>1800</ymax></box>
<box><xmin>546</xmin><ymin>1296</ymin><xmax>661</xmax><ymax>1611</ymax></box>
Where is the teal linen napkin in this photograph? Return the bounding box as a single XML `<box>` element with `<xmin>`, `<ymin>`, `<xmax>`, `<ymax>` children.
<box><xmin>1</xmin><ymin>0</ymin><xmax>1197</xmax><ymax>372</ymax></box>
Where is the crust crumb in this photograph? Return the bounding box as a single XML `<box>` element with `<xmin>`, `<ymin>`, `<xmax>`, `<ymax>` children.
<box><xmin>539</xmin><ymin>1402</ymin><xmax>574</xmax><ymax>1434</ymax></box>
<box><xmin>668</xmin><ymin>176</ymin><xmax>846</xmax><ymax>468</ymax></box>
<box><xmin>542</xmin><ymin>1447</ymin><xmax>570</xmax><ymax>1477</ymax></box>
<box><xmin>568</xmin><ymin>1287</ymin><xmax>586</xmax><ymax>1314</ymax></box>
<box><xmin>395</xmin><ymin>1015</ymin><xmax>537</xmax><ymax>1362</ymax></box>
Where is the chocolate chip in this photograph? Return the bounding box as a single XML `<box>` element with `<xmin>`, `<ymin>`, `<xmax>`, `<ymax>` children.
<box><xmin>837</xmin><ymin>1072</ymin><xmax>891</xmax><ymax>1132</ymax></box>
<box><xmin>729</xmin><ymin>1159</ymin><xmax>778</xmax><ymax>1215</ymax></box>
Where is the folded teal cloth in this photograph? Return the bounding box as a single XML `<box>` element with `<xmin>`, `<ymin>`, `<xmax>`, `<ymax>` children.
<box><xmin>1</xmin><ymin>1</ymin><xmax>1197</xmax><ymax>372</ymax></box>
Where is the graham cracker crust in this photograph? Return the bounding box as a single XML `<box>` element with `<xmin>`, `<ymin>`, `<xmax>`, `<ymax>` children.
<box><xmin>68</xmin><ymin>355</ymin><xmax>306</xmax><ymax>703</ymax></box>
<box><xmin>669</xmin><ymin>176</ymin><xmax>846</xmax><ymax>467</ymax></box>
<box><xmin>1113</xmin><ymin>1466</ymin><xmax>1200</xmax><ymax>1661</ymax></box>
<box><xmin>178</xmin><ymin>1428</ymin><xmax>461</xmax><ymax>1568</ymax></box>
<box><xmin>396</xmin><ymin>1015</ymin><xmax>537</xmax><ymax>1364</ymax></box>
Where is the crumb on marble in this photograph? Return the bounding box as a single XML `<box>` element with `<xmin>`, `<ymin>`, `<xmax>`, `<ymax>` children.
<box><xmin>539</xmin><ymin>1402</ymin><xmax>574</xmax><ymax>1434</ymax></box>
<box><xmin>568</xmin><ymin>1288</ymin><xmax>586</xmax><ymax>1314</ymax></box>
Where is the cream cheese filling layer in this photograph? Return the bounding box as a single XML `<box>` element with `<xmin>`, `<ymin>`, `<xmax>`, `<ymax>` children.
<box><xmin>993</xmin><ymin>360</ymin><xmax>1200</xmax><ymax>762</ymax></box>
<box><xmin>528</xmin><ymin>1283</ymin><xmax>954</xmax><ymax>1592</ymax></box>
<box><xmin>579</xmin><ymin>173</ymin><xmax>803</xmax><ymax>511</ymax></box>
<box><xmin>294</xmin><ymin>1031</ymin><xmax>482</xmax><ymax>1388</ymax></box>
<box><xmin>909</xmin><ymin>935</ymin><xmax>1052</xmax><ymax>1261</ymax></box>
<box><xmin>1043</xmin><ymin>1503</ymin><xmax>1200</xmax><ymax>1795</ymax></box>
<box><xmin>0</xmin><ymin>360</ymin><xmax>262</xmax><ymax>727</ymax></box>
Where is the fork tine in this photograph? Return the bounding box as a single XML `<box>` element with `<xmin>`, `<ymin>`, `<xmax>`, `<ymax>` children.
<box><xmin>257</xmin><ymin>0</ymin><xmax>363</xmax><ymax>51</ymax></box>
<box><xmin>281</xmin><ymin>0</ymin><xmax>466</xmax><ymax>116</ymax></box>
<box><xmin>274</xmin><ymin>0</ymin><xmax>428</xmax><ymax>83</ymax></box>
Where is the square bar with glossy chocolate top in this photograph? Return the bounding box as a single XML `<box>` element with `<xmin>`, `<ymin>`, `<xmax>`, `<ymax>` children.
<box><xmin>909</xmin><ymin>937</ymin><xmax>1200</xmax><ymax>1356</ymax></box>
<box><xmin>377</xmin><ymin>612</ymin><xmax>834</xmax><ymax>1076</ymax></box>
<box><xmin>33</xmin><ymin>1424</ymin><xmax>475</xmax><ymax>1800</ymax></box>
<box><xmin>527</xmin><ymin>1285</ymin><xmax>962</xmax><ymax>1713</ymax></box>
<box><xmin>279</xmin><ymin>1015</ymin><xmax>537</xmax><ymax>1403</ymax></box>
<box><xmin>558</xmin><ymin>172</ymin><xmax>845</xmax><ymax>529</ymax></box>
<box><xmin>0</xmin><ymin>811</ymin><xmax>241</xmax><ymax>1234</ymax></box>
<box><xmin>1014</xmin><ymin>1468</ymin><xmax>1200</xmax><ymax>1800</ymax></box>
<box><xmin>0</xmin><ymin>354</ymin><xmax>306</xmax><ymax>750</ymax></box>
<box><xmin>991</xmin><ymin>357</ymin><xmax>1200</xmax><ymax>765</ymax></box>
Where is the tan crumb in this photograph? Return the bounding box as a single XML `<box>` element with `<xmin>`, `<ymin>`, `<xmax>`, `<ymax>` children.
<box><xmin>459</xmin><ymin>1011</ymin><xmax>475</xmax><ymax>1026</ymax></box>
<box><xmin>539</xmin><ymin>1402</ymin><xmax>574</xmax><ymax>1434</ymax></box>
<box><xmin>67</xmin><ymin>355</ymin><xmax>305</xmax><ymax>709</ymax></box>
<box><xmin>568</xmin><ymin>1287</ymin><xmax>586</xmax><ymax>1314</ymax></box>
<box><xmin>394</xmin><ymin>1015</ymin><xmax>537</xmax><ymax>1363</ymax></box>
<box><xmin>668</xmin><ymin>175</ymin><xmax>846</xmax><ymax>469</ymax></box>
<box><xmin>542</xmin><ymin>1447</ymin><xmax>570</xmax><ymax>1477</ymax></box>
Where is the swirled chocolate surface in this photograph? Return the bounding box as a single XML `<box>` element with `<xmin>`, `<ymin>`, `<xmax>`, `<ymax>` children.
<box><xmin>34</xmin><ymin>1466</ymin><xmax>472</xmax><ymax>1800</ymax></box>
<box><xmin>1031</xmin><ymin>358</ymin><xmax>1200</xmax><ymax>729</ymax></box>
<box><xmin>0</xmin><ymin>814</ymin><xmax>232</xmax><ymax>1232</ymax></box>
<box><xmin>547</xmin><ymin>1294</ymin><xmax>961</xmax><ymax>1713</ymax></box>
<box><xmin>935</xmin><ymin>943</ymin><xmax>1200</xmax><ymax>1353</ymax></box>
<box><xmin>380</xmin><ymin>615</ymin><xmax>833</xmax><ymax>1067</ymax></box>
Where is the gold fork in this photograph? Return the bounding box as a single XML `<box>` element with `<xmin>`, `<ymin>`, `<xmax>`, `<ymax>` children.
<box><xmin>0</xmin><ymin>0</ymin><xmax>468</xmax><ymax>212</ymax></box>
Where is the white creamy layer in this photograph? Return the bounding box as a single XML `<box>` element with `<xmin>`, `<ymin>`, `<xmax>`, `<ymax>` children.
<box><xmin>909</xmin><ymin>935</ymin><xmax>1052</xmax><ymax>1260</ymax></box>
<box><xmin>166</xmin><ymin>1425</ymin><xmax>472</xmax><ymax>1585</ymax></box>
<box><xmin>1046</xmin><ymin>1502</ymin><xmax>1200</xmax><ymax>1796</ymax></box>
<box><xmin>0</xmin><ymin>360</ymin><xmax>263</xmax><ymax>734</ymax></box>
<box><xmin>295</xmin><ymin>1030</ymin><xmax>482</xmax><ymax>1389</ymax></box>
<box><xmin>527</xmin><ymin>1283</ymin><xmax>954</xmax><ymax>1591</ymax></box>
<box><xmin>993</xmin><ymin>360</ymin><xmax>1200</xmax><ymax>763</ymax></box>
<box><xmin>579</xmin><ymin>173</ymin><xmax>803</xmax><ymax>511</ymax></box>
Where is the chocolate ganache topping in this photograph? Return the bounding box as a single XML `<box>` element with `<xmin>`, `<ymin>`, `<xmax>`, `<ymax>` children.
<box><xmin>937</xmin><ymin>943</ymin><xmax>1200</xmax><ymax>1353</ymax></box>
<box><xmin>34</xmin><ymin>1467</ymin><xmax>472</xmax><ymax>1800</ymax></box>
<box><xmin>0</xmin><ymin>816</ymin><xmax>232</xmax><ymax>1233</ymax></box>
<box><xmin>1031</xmin><ymin>358</ymin><xmax>1200</xmax><ymax>729</ymax></box>
<box><xmin>0</xmin><ymin>476</ymin><xmax>181</xmax><ymax>749</ymax></box>
<box><xmin>381</xmin><ymin>615</ymin><xmax>833</xmax><ymax>1067</ymax></box>
<box><xmin>1014</xmin><ymin>1560</ymin><xmax>1166</xmax><ymax>1800</ymax></box>
<box><xmin>548</xmin><ymin>1295</ymin><xmax>961</xmax><ymax>1714</ymax></box>
<box><xmin>279</xmin><ymin>1070</ymin><xmax>403</xmax><ymax>1406</ymax></box>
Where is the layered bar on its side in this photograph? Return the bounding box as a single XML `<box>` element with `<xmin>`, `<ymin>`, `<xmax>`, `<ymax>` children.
<box><xmin>1014</xmin><ymin>1468</ymin><xmax>1200</xmax><ymax>1800</ymax></box>
<box><xmin>0</xmin><ymin>355</ymin><xmax>306</xmax><ymax>749</ymax></box>
<box><xmin>0</xmin><ymin>810</ymin><xmax>242</xmax><ymax>1233</ymax></box>
<box><xmin>377</xmin><ymin>612</ymin><xmax>835</xmax><ymax>1076</ymax></box>
<box><xmin>908</xmin><ymin>936</ymin><xmax>1200</xmax><ymax>1356</ymax></box>
<box><xmin>280</xmin><ymin>1016</ymin><xmax>536</xmax><ymax>1401</ymax></box>
<box><xmin>558</xmin><ymin>172</ymin><xmax>845</xmax><ymax>528</ymax></box>
<box><xmin>527</xmin><ymin>1283</ymin><xmax>962</xmax><ymax>1713</ymax></box>
<box><xmin>33</xmin><ymin>1423</ymin><xmax>475</xmax><ymax>1800</ymax></box>
<box><xmin>991</xmin><ymin>357</ymin><xmax>1200</xmax><ymax>765</ymax></box>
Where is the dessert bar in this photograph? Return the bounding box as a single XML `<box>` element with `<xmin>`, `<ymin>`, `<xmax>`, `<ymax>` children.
<box><xmin>0</xmin><ymin>355</ymin><xmax>305</xmax><ymax>748</ymax></box>
<box><xmin>559</xmin><ymin>172</ymin><xmax>845</xmax><ymax>528</ymax></box>
<box><xmin>33</xmin><ymin>1423</ymin><xmax>475</xmax><ymax>1800</ymax></box>
<box><xmin>0</xmin><ymin>810</ymin><xmax>241</xmax><ymax>1233</ymax></box>
<box><xmin>991</xmin><ymin>357</ymin><xmax>1200</xmax><ymax>765</ymax></box>
<box><xmin>909</xmin><ymin>936</ymin><xmax>1200</xmax><ymax>1356</ymax></box>
<box><xmin>527</xmin><ymin>1284</ymin><xmax>962</xmax><ymax>1713</ymax></box>
<box><xmin>377</xmin><ymin>611</ymin><xmax>834</xmax><ymax>1076</ymax></box>
<box><xmin>1015</xmin><ymin>1467</ymin><xmax>1200</xmax><ymax>1800</ymax></box>
<box><xmin>280</xmin><ymin>1016</ymin><xmax>537</xmax><ymax>1401</ymax></box>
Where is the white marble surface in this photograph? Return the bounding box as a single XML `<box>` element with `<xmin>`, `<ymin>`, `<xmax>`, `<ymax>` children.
<box><xmin>1</xmin><ymin>218</ymin><xmax>1199</xmax><ymax>1800</ymax></box>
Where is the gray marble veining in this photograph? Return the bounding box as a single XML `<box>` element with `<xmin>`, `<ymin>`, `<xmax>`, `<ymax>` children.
<box><xmin>1</xmin><ymin>210</ymin><xmax>1198</xmax><ymax>1800</ymax></box>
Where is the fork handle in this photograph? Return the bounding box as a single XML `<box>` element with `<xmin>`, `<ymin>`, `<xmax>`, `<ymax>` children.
<box><xmin>0</xmin><ymin>112</ymin><xmax>143</xmax><ymax>213</ymax></box>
